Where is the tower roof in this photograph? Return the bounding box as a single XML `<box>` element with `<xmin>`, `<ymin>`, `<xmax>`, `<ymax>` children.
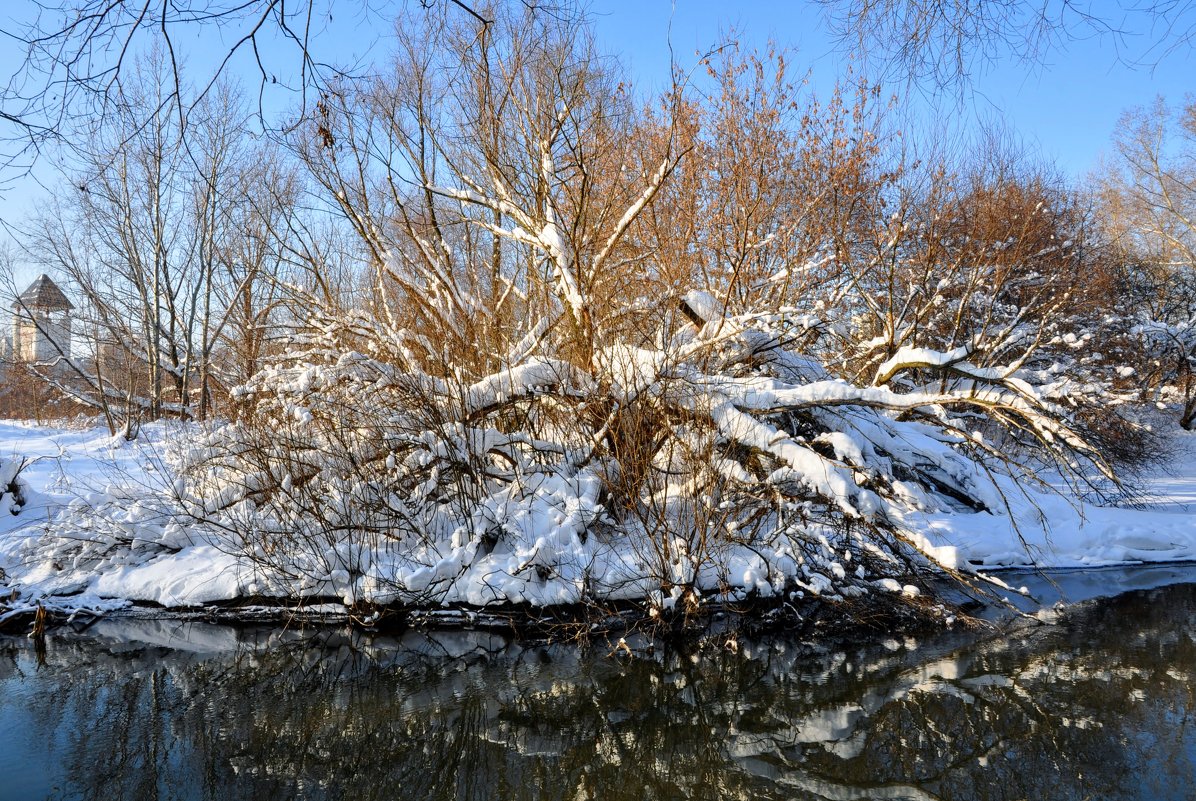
<box><xmin>14</xmin><ymin>274</ymin><xmax>73</xmax><ymax>311</ymax></box>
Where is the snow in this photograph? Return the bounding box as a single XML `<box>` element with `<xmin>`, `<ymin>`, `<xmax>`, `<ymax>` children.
<box><xmin>0</xmin><ymin>420</ymin><xmax>245</xmax><ymax>608</ymax></box>
<box><xmin>1137</xmin><ymin>426</ymin><xmax>1196</xmax><ymax>512</ymax></box>
<box><xmin>89</xmin><ymin>545</ymin><xmax>247</xmax><ymax>606</ymax></box>
<box><xmin>900</xmin><ymin>425</ymin><xmax>1196</xmax><ymax>571</ymax></box>
<box><xmin>3</xmin><ymin>416</ymin><xmax>1196</xmax><ymax>616</ymax></box>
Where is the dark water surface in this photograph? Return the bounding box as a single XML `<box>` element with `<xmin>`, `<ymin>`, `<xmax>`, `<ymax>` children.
<box><xmin>3</xmin><ymin>580</ymin><xmax>1196</xmax><ymax>800</ymax></box>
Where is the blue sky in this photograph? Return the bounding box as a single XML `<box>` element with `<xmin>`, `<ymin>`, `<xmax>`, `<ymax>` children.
<box><xmin>0</xmin><ymin>0</ymin><xmax>1192</xmax><ymax>282</ymax></box>
<box><xmin>585</xmin><ymin>0</ymin><xmax>1192</xmax><ymax>178</ymax></box>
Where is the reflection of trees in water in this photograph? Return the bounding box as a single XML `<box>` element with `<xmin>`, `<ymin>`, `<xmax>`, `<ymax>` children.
<box><xmin>781</xmin><ymin>587</ymin><xmax>1196</xmax><ymax>801</ymax></box>
<box><xmin>2</xmin><ymin>586</ymin><xmax>1195</xmax><ymax>800</ymax></box>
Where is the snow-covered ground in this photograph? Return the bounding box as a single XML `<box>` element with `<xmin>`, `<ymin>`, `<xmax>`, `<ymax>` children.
<box><xmin>1138</xmin><ymin>428</ymin><xmax>1196</xmax><ymax>512</ymax></box>
<box><xmin>904</xmin><ymin>425</ymin><xmax>1196</xmax><ymax>571</ymax></box>
<box><xmin>2</xmin><ymin>417</ymin><xmax>1196</xmax><ymax>616</ymax></box>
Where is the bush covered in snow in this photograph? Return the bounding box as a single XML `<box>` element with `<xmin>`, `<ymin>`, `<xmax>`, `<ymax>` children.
<box><xmin>3</xmin><ymin>8</ymin><xmax>1169</xmax><ymax>625</ymax></box>
<box><xmin>140</xmin><ymin>289</ymin><xmax>1112</xmax><ymax>613</ymax></box>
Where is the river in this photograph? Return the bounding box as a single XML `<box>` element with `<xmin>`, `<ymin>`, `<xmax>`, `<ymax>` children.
<box><xmin>2</xmin><ymin>569</ymin><xmax>1196</xmax><ymax>800</ymax></box>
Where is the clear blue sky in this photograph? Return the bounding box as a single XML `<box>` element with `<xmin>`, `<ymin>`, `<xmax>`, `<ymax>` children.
<box><xmin>1</xmin><ymin>0</ymin><xmax>1192</xmax><ymax>283</ymax></box>
<box><xmin>585</xmin><ymin>0</ymin><xmax>1193</xmax><ymax>177</ymax></box>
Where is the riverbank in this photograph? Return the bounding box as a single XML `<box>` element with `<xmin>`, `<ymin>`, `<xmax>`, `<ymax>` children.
<box><xmin>1</xmin><ymin>415</ymin><xmax>1195</xmax><ymax>633</ymax></box>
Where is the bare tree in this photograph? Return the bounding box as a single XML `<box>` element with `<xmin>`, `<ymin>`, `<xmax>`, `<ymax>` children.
<box><xmin>0</xmin><ymin>1</ymin><xmax>526</xmax><ymax>180</ymax></box>
<box><xmin>1099</xmin><ymin>96</ymin><xmax>1196</xmax><ymax>428</ymax></box>
<box><xmin>20</xmin><ymin>53</ymin><xmax>301</xmax><ymax>429</ymax></box>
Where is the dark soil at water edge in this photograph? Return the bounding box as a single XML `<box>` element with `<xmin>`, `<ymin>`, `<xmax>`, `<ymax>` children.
<box><xmin>0</xmin><ymin>580</ymin><xmax>965</xmax><ymax>645</ymax></box>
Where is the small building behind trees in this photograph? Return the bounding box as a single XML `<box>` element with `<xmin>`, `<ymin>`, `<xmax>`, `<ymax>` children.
<box><xmin>12</xmin><ymin>274</ymin><xmax>73</xmax><ymax>365</ymax></box>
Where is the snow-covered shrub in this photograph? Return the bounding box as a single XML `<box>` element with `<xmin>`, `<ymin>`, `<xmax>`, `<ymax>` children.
<box><xmin>142</xmin><ymin>277</ymin><xmax>1112</xmax><ymax>613</ymax></box>
<box><xmin>801</xmin><ymin>153</ymin><xmax>1141</xmax><ymax>481</ymax></box>
<box><xmin>130</xmin><ymin>9</ymin><xmax>1116</xmax><ymax>614</ymax></box>
<box><xmin>633</xmin><ymin>49</ymin><xmax>1143</xmax><ymax>478</ymax></box>
<box><xmin>1127</xmin><ymin>303</ymin><xmax>1196</xmax><ymax>431</ymax></box>
<box><xmin>6</xmin><ymin>9</ymin><xmax>1132</xmax><ymax>620</ymax></box>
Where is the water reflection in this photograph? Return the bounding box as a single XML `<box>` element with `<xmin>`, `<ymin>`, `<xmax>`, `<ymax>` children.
<box><xmin>2</xmin><ymin>584</ymin><xmax>1196</xmax><ymax>801</ymax></box>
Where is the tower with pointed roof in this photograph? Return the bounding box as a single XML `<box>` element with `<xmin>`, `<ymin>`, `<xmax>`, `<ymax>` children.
<box><xmin>12</xmin><ymin>274</ymin><xmax>73</xmax><ymax>365</ymax></box>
